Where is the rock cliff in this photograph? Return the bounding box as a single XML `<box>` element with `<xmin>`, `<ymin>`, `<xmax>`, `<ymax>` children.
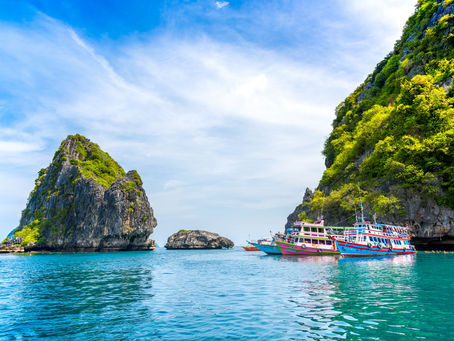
<box><xmin>287</xmin><ymin>0</ymin><xmax>454</xmax><ymax>249</ymax></box>
<box><xmin>6</xmin><ymin>134</ymin><xmax>157</xmax><ymax>251</ymax></box>
<box><xmin>165</xmin><ymin>230</ymin><xmax>234</xmax><ymax>249</ymax></box>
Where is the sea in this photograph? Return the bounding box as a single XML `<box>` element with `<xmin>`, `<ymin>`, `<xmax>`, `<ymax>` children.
<box><xmin>0</xmin><ymin>248</ymin><xmax>453</xmax><ymax>340</ymax></box>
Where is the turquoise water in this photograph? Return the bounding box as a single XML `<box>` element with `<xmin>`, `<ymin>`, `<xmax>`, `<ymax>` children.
<box><xmin>0</xmin><ymin>248</ymin><xmax>453</xmax><ymax>340</ymax></box>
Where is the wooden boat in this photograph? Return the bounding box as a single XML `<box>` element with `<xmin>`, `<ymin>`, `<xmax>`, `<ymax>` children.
<box><xmin>242</xmin><ymin>245</ymin><xmax>260</xmax><ymax>251</ymax></box>
<box><xmin>332</xmin><ymin>221</ymin><xmax>417</xmax><ymax>256</ymax></box>
<box><xmin>275</xmin><ymin>221</ymin><xmax>352</xmax><ymax>255</ymax></box>
<box><xmin>250</xmin><ymin>239</ymin><xmax>281</xmax><ymax>254</ymax></box>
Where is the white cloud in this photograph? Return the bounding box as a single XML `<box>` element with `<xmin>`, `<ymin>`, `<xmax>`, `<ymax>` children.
<box><xmin>0</xmin><ymin>141</ymin><xmax>42</xmax><ymax>153</ymax></box>
<box><xmin>345</xmin><ymin>0</ymin><xmax>416</xmax><ymax>49</ymax></box>
<box><xmin>215</xmin><ymin>1</ymin><xmax>229</xmax><ymax>9</ymax></box>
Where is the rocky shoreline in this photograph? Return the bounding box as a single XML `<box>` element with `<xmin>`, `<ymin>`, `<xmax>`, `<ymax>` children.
<box><xmin>0</xmin><ymin>245</ymin><xmax>25</xmax><ymax>253</ymax></box>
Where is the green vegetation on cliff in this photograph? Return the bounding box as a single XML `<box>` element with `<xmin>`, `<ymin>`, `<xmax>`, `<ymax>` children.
<box><xmin>66</xmin><ymin>134</ymin><xmax>126</xmax><ymax>188</ymax></box>
<box><xmin>309</xmin><ymin>0</ymin><xmax>454</xmax><ymax>222</ymax></box>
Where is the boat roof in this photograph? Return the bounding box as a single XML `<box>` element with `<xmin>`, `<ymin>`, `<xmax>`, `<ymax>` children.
<box><xmin>291</xmin><ymin>223</ymin><xmax>354</xmax><ymax>230</ymax></box>
<box><xmin>354</xmin><ymin>222</ymin><xmax>408</xmax><ymax>229</ymax></box>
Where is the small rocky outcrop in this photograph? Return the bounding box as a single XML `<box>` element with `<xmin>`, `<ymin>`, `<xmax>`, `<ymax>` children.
<box><xmin>165</xmin><ymin>230</ymin><xmax>234</xmax><ymax>249</ymax></box>
<box><xmin>285</xmin><ymin>188</ymin><xmax>313</xmax><ymax>230</ymax></box>
<box><xmin>4</xmin><ymin>134</ymin><xmax>157</xmax><ymax>252</ymax></box>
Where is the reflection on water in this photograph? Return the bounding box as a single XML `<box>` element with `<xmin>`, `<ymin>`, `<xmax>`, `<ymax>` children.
<box><xmin>278</xmin><ymin>255</ymin><xmax>339</xmax><ymax>264</ymax></box>
<box><xmin>338</xmin><ymin>253</ymin><xmax>416</xmax><ymax>265</ymax></box>
<box><xmin>0</xmin><ymin>249</ymin><xmax>452</xmax><ymax>340</ymax></box>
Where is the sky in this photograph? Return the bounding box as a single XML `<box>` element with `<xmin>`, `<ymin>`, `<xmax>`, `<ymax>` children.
<box><xmin>0</xmin><ymin>0</ymin><xmax>417</xmax><ymax>245</ymax></box>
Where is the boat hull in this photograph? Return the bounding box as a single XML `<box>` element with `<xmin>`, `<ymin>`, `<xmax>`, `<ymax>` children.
<box><xmin>275</xmin><ymin>241</ymin><xmax>339</xmax><ymax>255</ymax></box>
<box><xmin>251</xmin><ymin>243</ymin><xmax>281</xmax><ymax>255</ymax></box>
<box><xmin>243</xmin><ymin>246</ymin><xmax>260</xmax><ymax>251</ymax></box>
<box><xmin>334</xmin><ymin>239</ymin><xmax>417</xmax><ymax>257</ymax></box>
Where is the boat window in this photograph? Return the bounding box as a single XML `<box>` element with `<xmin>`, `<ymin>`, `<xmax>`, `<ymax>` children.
<box><xmin>318</xmin><ymin>228</ymin><xmax>324</xmax><ymax>233</ymax></box>
<box><xmin>311</xmin><ymin>227</ymin><xmax>317</xmax><ymax>232</ymax></box>
<box><xmin>319</xmin><ymin>240</ymin><xmax>325</xmax><ymax>245</ymax></box>
<box><xmin>363</xmin><ymin>236</ymin><xmax>367</xmax><ymax>241</ymax></box>
<box><xmin>305</xmin><ymin>239</ymin><xmax>311</xmax><ymax>243</ymax></box>
<box><xmin>304</xmin><ymin>227</ymin><xmax>310</xmax><ymax>232</ymax></box>
<box><xmin>312</xmin><ymin>239</ymin><xmax>318</xmax><ymax>244</ymax></box>
<box><xmin>326</xmin><ymin>240</ymin><xmax>332</xmax><ymax>245</ymax></box>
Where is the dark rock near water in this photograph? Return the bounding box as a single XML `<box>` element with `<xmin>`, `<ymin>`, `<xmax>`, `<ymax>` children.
<box><xmin>165</xmin><ymin>230</ymin><xmax>234</xmax><ymax>249</ymax></box>
<box><xmin>285</xmin><ymin>188</ymin><xmax>313</xmax><ymax>230</ymax></box>
<box><xmin>5</xmin><ymin>134</ymin><xmax>157</xmax><ymax>252</ymax></box>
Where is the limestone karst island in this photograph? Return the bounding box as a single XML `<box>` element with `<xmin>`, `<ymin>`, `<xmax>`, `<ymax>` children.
<box><xmin>1</xmin><ymin>135</ymin><xmax>157</xmax><ymax>252</ymax></box>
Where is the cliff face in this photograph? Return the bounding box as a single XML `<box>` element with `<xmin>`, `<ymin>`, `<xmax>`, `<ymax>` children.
<box><xmin>165</xmin><ymin>230</ymin><xmax>234</xmax><ymax>249</ymax></box>
<box><xmin>9</xmin><ymin>134</ymin><xmax>157</xmax><ymax>251</ymax></box>
<box><xmin>288</xmin><ymin>0</ymin><xmax>454</xmax><ymax>247</ymax></box>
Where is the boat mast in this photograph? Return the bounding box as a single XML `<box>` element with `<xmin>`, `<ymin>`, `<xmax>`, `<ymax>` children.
<box><xmin>360</xmin><ymin>200</ymin><xmax>364</xmax><ymax>223</ymax></box>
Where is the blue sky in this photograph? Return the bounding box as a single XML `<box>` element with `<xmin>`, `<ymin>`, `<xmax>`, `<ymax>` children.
<box><xmin>0</xmin><ymin>0</ymin><xmax>416</xmax><ymax>245</ymax></box>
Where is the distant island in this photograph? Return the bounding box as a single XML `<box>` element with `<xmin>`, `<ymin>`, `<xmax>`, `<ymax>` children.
<box><xmin>165</xmin><ymin>230</ymin><xmax>234</xmax><ymax>249</ymax></box>
<box><xmin>1</xmin><ymin>134</ymin><xmax>157</xmax><ymax>252</ymax></box>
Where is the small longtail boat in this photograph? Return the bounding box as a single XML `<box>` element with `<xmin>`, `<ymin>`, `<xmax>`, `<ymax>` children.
<box><xmin>332</xmin><ymin>221</ymin><xmax>417</xmax><ymax>256</ymax></box>
<box><xmin>242</xmin><ymin>244</ymin><xmax>260</xmax><ymax>251</ymax></box>
<box><xmin>275</xmin><ymin>220</ymin><xmax>353</xmax><ymax>255</ymax></box>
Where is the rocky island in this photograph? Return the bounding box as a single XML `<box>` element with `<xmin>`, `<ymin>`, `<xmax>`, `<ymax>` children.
<box><xmin>286</xmin><ymin>1</ymin><xmax>454</xmax><ymax>250</ymax></box>
<box><xmin>3</xmin><ymin>134</ymin><xmax>157</xmax><ymax>252</ymax></box>
<box><xmin>165</xmin><ymin>230</ymin><xmax>234</xmax><ymax>249</ymax></box>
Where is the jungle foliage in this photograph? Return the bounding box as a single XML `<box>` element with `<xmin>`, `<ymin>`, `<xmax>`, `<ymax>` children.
<box><xmin>311</xmin><ymin>0</ymin><xmax>454</xmax><ymax>222</ymax></box>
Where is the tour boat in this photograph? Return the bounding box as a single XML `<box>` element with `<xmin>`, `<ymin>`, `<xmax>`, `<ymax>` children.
<box><xmin>250</xmin><ymin>239</ymin><xmax>281</xmax><ymax>254</ymax></box>
<box><xmin>275</xmin><ymin>220</ymin><xmax>353</xmax><ymax>255</ymax></box>
<box><xmin>332</xmin><ymin>221</ymin><xmax>417</xmax><ymax>256</ymax></box>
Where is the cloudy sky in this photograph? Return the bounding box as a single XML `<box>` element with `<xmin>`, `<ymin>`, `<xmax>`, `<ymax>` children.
<box><xmin>0</xmin><ymin>0</ymin><xmax>416</xmax><ymax>245</ymax></box>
